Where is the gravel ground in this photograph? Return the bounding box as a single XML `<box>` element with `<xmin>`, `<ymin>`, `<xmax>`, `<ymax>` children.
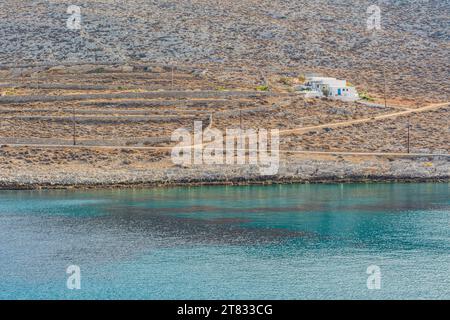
<box><xmin>0</xmin><ymin>150</ymin><xmax>448</xmax><ymax>189</ymax></box>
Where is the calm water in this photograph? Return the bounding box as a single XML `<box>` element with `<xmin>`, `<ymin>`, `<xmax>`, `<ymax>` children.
<box><xmin>0</xmin><ymin>183</ymin><xmax>449</xmax><ymax>300</ymax></box>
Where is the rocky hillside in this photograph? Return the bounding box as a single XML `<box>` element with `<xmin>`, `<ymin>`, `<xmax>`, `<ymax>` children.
<box><xmin>1</xmin><ymin>0</ymin><xmax>449</xmax><ymax>101</ymax></box>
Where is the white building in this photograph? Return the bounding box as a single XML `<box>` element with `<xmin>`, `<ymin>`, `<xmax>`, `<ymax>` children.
<box><xmin>298</xmin><ymin>76</ymin><xmax>359</xmax><ymax>102</ymax></box>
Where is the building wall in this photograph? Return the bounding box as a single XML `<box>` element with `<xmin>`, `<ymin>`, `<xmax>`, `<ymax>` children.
<box><xmin>303</xmin><ymin>77</ymin><xmax>359</xmax><ymax>101</ymax></box>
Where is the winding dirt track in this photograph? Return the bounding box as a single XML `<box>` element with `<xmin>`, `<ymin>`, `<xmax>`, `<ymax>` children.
<box><xmin>2</xmin><ymin>101</ymin><xmax>448</xmax><ymax>157</ymax></box>
<box><xmin>279</xmin><ymin>102</ymin><xmax>450</xmax><ymax>135</ymax></box>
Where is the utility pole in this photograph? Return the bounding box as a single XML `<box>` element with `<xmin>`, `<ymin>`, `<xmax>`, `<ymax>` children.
<box><xmin>239</xmin><ymin>107</ymin><xmax>242</xmax><ymax>129</ymax></box>
<box><xmin>14</xmin><ymin>58</ymin><xmax>20</xmax><ymax>89</ymax></box>
<box><xmin>207</xmin><ymin>113</ymin><xmax>213</xmax><ymax>129</ymax></box>
<box><xmin>407</xmin><ymin>116</ymin><xmax>410</xmax><ymax>154</ymax></box>
<box><xmin>259</xmin><ymin>70</ymin><xmax>267</xmax><ymax>90</ymax></box>
<box><xmin>72</xmin><ymin>105</ymin><xmax>76</xmax><ymax>146</ymax></box>
<box><xmin>171</xmin><ymin>65</ymin><xmax>174</xmax><ymax>90</ymax></box>
<box><xmin>383</xmin><ymin>67</ymin><xmax>387</xmax><ymax>109</ymax></box>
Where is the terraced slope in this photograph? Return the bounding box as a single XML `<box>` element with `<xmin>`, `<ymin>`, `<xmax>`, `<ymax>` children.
<box><xmin>0</xmin><ymin>63</ymin><xmax>447</xmax><ymax>189</ymax></box>
<box><xmin>1</xmin><ymin>1</ymin><xmax>449</xmax><ymax>103</ymax></box>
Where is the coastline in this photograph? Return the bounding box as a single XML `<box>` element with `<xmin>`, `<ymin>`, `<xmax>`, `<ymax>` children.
<box><xmin>0</xmin><ymin>177</ymin><xmax>448</xmax><ymax>191</ymax></box>
<box><xmin>1</xmin><ymin>155</ymin><xmax>448</xmax><ymax>190</ymax></box>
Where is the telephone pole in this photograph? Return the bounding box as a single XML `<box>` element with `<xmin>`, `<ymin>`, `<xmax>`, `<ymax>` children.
<box><xmin>383</xmin><ymin>67</ymin><xmax>387</xmax><ymax>109</ymax></box>
<box><xmin>72</xmin><ymin>105</ymin><xmax>76</xmax><ymax>146</ymax></box>
<box><xmin>171</xmin><ymin>65</ymin><xmax>174</xmax><ymax>90</ymax></box>
<box><xmin>407</xmin><ymin>116</ymin><xmax>410</xmax><ymax>154</ymax></box>
<box><xmin>239</xmin><ymin>107</ymin><xmax>242</xmax><ymax>129</ymax></box>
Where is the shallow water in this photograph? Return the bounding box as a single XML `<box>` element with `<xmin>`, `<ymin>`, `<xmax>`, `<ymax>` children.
<box><xmin>0</xmin><ymin>183</ymin><xmax>449</xmax><ymax>299</ymax></box>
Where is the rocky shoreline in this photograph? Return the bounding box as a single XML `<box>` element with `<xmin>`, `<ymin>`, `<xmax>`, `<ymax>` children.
<box><xmin>1</xmin><ymin>156</ymin><xmax>448</xmax><ymax>190</ymax></box>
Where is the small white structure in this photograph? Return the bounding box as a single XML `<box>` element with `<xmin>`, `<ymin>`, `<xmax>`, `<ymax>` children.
<box><xmin>297</xmin><ymin>76</ymin><xmax>359</xmax><ymax>102</ymax></box>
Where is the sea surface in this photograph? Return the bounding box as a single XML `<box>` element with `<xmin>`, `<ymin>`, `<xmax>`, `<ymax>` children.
<box><xmin>0</xmin><ymin>183</ymin><xmax>449</xmax><ymax>299</ymax></box>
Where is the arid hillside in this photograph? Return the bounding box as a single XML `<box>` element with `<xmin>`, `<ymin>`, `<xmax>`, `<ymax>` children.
<box><xmin>0</xmin><ymin>63</ymin><xmax>448</xmax><ymax>188</ymax></box>
<box><xmin>0</xmin><ymin>1</ymin><xmax>448</xmax><ymax>188</ymax></box>
<box><xmin>0</xmin><ymin>0</ymin><xmax>449</xmax><ymax>102</ymax></box>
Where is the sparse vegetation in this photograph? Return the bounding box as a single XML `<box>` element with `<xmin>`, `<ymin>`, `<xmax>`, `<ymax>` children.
<box><xmin>256</xmin><ymin>85</ymin><xmax>269</xmax><ymax>91</ymax></box>
<box><xmin>359</xmin><ymin>90</ymin><xmax>375</xmax><ymax>102</ymax></box>
<box><xmin>298</xmin><ymin>74</ymin><xmax>306</xmax><ymax>83</ymax></box>
<box><xmin>279</xmin><ymin>77</ymin><xmax>293</xmax><ymax>86</ymax></box>
<box><xmin>1</xmin><ymin>88</ymin><xmax>18</xmax><ymax>96</ymax></box>
<box><xmin>89</xmin><ymin>67</ymin><xmax>106</xmax><ymax>74</ymax></box>
<box><xmin>0</xmin><ymin>62</ymin><xmax>447</xmax><ymax>188</ymax></box>
<box><xmin>321</xmin><ymin>87</ymin><xmax>330</xmax><ymax>97</ymax></box>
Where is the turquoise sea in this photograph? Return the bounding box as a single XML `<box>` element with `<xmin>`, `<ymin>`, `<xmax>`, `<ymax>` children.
<box><xmin>0</xmin><ymin>183</ymin><xmax>449</xmax><ymax>299</ymax></box>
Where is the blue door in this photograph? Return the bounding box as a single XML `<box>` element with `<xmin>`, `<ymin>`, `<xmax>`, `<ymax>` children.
<box><xmin>337</xmin><ymin>88</ymin><xmax>342</xmax><ymax>95</ymax></box>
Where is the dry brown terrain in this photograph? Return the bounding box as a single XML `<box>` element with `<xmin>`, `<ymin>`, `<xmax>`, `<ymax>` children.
<box><xmin>0</xmin><ymin>63</ymin><xmax>448</xmax><ymax>188</ymax></box>
<box><xmin>2</xmin><ymin>1</ymin><xmax>449</xmax><ymax>103</ymax></box>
